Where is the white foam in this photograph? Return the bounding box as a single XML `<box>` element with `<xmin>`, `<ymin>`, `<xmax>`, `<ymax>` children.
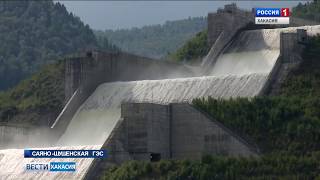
<box><xmin>208</xmin><ymin>25</ymin><xmax>320</xmax><ymax>76</ymax></box>
<box><xmin>58</xmin><ymin>74</ymin><xmax>268</xmax><ymax>146</ymax></box>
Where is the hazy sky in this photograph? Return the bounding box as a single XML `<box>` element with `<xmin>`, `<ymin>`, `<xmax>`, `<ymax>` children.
<box><xmin>58</xmin><ymin>1</ymin><xmax>308</xmax><ymax>30</ymax></box>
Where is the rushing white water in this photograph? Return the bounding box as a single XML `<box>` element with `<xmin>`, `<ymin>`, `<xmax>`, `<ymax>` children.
<box><xmin>0</xmin><ymin>145</ymin><xmax>100</xmax><ymax>180</ymax></box>
<box><xmin>208</xmin><ymin>25</ymin><xmax>320</xmax><ymax>76</ymax></box>
<box><xmin>58</xmin><ymin>73</ymin><xmax>268</xmax><ymax>146</ymax></box>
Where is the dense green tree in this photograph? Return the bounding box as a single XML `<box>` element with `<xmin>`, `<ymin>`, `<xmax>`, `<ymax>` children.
<box><xmin>292</xmin><ymin>1</ymin><xmax>320</xmax><ymax>22</ymax></box>
<box><xmin>169</xmin><ymin>30</ymin><xmax>209</xmax><ymax>62</ymax></box>
<box><xmin>0</xmin><ymin>60</ymin><xmax>65</xmax><ymax>125</ymax></box>
<box><xmin>101</xmin><ymin>153</ymin><xmax>320</xmax><ymax>180</ymax></box>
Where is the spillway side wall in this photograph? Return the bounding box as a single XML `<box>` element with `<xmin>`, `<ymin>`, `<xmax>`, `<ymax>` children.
<box><xmin>84</xmin><ymin>118</ymin><xmax>132</xmax><ymax>180</ymax></box>
<box><xmin>53</xmin><ymin>52</ymin><xmax>191</xmax><ymax>139</ymax></box>
<box><xmin>65</xmin><ymin>52</ymin><xmax>191</xmax><ymax>103</ymax></box>
<box><xmin>207</xmin><ymin>5</ymin><xmax>254</xmax><ymax>47</ymax></box>
<box><xmin>261</xmin><ymin>30</ymin><xmax>308</xmax><ymax>95</ymax></box>
<box><xmin>203</xmin><ymin>4</ymin><xmax>254</xmax><ymax>68</ymax></box>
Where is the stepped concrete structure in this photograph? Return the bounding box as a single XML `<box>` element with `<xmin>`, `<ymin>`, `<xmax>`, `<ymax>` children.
<box><xmin>0</xmin><ymin>3</ymin><xmax>319</xmax><ymax>180</ymax></box>
<box><xmin>85</xmin><ymin>103</ymin><xmax>259</xmax><ymax>179</ymax></box>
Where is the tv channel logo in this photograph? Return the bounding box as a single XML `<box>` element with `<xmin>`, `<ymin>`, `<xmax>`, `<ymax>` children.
<box><xmin>255</xmin><ymin>8</ymin><xmax>290</xmax><ymax>17</ymax></box>
<box><xmin>25</xmin><ymin>162</ymin><xmax>76</xmax><ymax>172</ymax></box>
<box><xmin>255</xmin><ymin>8</ymin><xmax>290</xmax><ymax>25</ymax></box>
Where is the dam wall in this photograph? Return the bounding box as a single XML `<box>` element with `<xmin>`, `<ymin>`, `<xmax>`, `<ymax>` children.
<box><xmin>264</xmin><ymin>27</ymin><xmax>317</xmax><ymax>95</ymax></box>
<box><xmin>122</xmin><ymin>103</ymin><xmax>171</xmax><ymax>160</ymax></box>
<box><xmin>203</xmin><ymin>4</ymin><xmax>254</xmax><ymax>68</ymax></box>
<box><xmin>52</xmin><ymin>52</ymin><xmax>192</xmax><ymax>138</ymax></box>
<box><xmin>65</xmin><ymin>52</ymin><xmax>192</xmax><ymax>101</ymax></box>
<box><xmin>84</xmin><ymin>103</ymin><xmax>259</xmax><ymax>179</ymax></box>
<box><xmin>207</xmin><ymin>4</ymin><xmax>254</xmax><ymax>47</ymax></box>
<box><xmin>259</xmin><ymin>29</ymin><xmax>307</xmax><ymax>95</ymax></box>
<box><xmin>170</xmin><ymin>103</ymin><xmax>259</xmax><ymax>159</ymax></box>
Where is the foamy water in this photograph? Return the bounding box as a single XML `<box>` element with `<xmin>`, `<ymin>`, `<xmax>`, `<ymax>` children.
<box><xmin>206</xmin><ymin>25</ymin><xmax>320</xmax><ymax>75</ymax></box>
<box><xmin>58</xmin><ymin>74</ymin><xmax>268</xmax><ymax>146</ymax></box>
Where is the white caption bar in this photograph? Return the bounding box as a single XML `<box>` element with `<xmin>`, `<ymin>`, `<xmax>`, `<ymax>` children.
<box><xmin>255</xmin><ymin>17</ymin><xmax>290</xmax><ymax>25</ymax></box>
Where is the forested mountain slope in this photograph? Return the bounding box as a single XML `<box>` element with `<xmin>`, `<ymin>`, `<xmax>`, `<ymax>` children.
<box><xmin>169</xmin><ymin>30</ymin><xmax>209</xmax><ymax>62</ymax></box>
<box><xmin>95</xmin><ymin>17</ymin><xmax>207</xmax><ymax>59</ymax></box>
<box><xmin>0</xmin><ymin>1</ymin><xmax>97</xmax><ymax>90</ymax></box>
<box><xmin>0</xmin><ymin>60</ymin><xmax>64</xmax><ymax>126</ymax></box>
<box><xmin>292</xmin><ymin>1</ymin><xmax>320</xmax><ymax>22</ymax></box>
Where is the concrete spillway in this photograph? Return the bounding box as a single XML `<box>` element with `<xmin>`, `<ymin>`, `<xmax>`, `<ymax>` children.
<box><xmin>209</xmin><ymin>29</ymin><xmax>280</xmax><ymax>76</ymax></box>
<box><xmin>58</xmin><ymin>74</ymin><xmax>268</xmax><ymax>146</ymax></box>
<box><xmin>207</xmin><ymin>25</ymin><xmax>320</xmax><ymax>76</ymax></box>
<box><xmin>1</xmin><ymin>25</ymin><xmax>320</xmax><ymax>179</ymax></box>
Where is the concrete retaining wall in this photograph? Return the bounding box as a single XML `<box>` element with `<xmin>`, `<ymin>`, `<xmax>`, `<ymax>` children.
<box><xmin>203</xmin><ymin>4</ymin><xmax>254</xmax><ymax>69</ymax></box>
<box><xmin>263</xmin><ymin>29</ymin><xmax>308</xmax><ymax>95</ymax></box>
<box><xmin>83</xmin><ymin>102</ymin><xmax>259</xmax><ymax>179</ymax></box>
<box><xmin>170</xmin><ymin>103</ymin><xmax>259</xmax><ymax>159</ymax></box>
<box><xmin>118</xmin><ymin>103</ymin><xmax>258</xmax><ymax>160</ymax></box>
<box><xmin>65</xmin><ymin>52</ymin><xmax>192</xmax><ymax>101</ymax></box>
<box><xmin>84</xmin><ymin>118</ymin><xmax>131</xmax><ymax>180</ymax></box>
<box><xmin>207</xmin><ymin>4</ymin><xmax>254</xmax><ymax>47</ymax></box>
<box><xmin>121</xmin><ymin>103</ymin><xmax>171</xmax><ymax>160</ymax></box>
<box><xmin>120</xmin><ymin>103</ymin><xmax>259</xmax><ymax>161</ymax></box>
